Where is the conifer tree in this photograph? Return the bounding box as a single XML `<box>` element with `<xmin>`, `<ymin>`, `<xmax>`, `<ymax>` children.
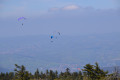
<box><xmin>55</xmin><ymin>70</ymin><xmax>58</xmax><ymax>78</ymax></box>
<box><xmin>8</xmin><ymin>72</ymin><xmax>14</xmax><ymax>80</ymax></box>
<box><xmin>14</xmin><ymin>64</ymin><xmax>30</xmax><ymax>80</ymax></box>
<box><xmin>49</xmin><ymin>70</ymin><xmax>55</xmax><ymax>80</ymax></box>
<box><xmin>66</xmin><ymin>68</ymin><xmax>71</xmax><ymax>76</ymax></box>
<box><xmin>83</xmin><ymin>63</ymin><xmax>95</xmax><ymax>79</ymax></box>
<box><xmin>83</xmin><ymin>62</ymin><xmax>108</xmax><ymax>80</ymax></box>
<box><xmin>34</xmin><ymin>68</ymin><xmax>40</xmax><ymax>80</ymax></box>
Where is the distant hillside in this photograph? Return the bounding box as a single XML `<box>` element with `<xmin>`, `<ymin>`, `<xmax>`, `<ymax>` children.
<box><xmin>0</xmin><ymin>66</ymin><xmax>9</xmax><ymax>73</ymax></box>
<box><xmin>102</xmin><ymin>66</ymin><xmax>120</xmax><ymax>74</ymax></box>
<box><xmin>0</xmin><ymin>33</ymin><xmax>120</xmax><ymax>73</ymax></box>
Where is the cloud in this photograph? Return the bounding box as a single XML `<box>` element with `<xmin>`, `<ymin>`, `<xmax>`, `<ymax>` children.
<box><xmin>49</xmin><ymin>5</ymin><xmax>80</xmax><ymax>12</ymax></box>
<box><xmin>62</xmin><ymin>5</ymin><xmax>79</xmax><ymax>10</ymax></box>
<box><xmin>0</xmin><ymin>5</ymin><xmax>120</xmax><ymax>37</ymax></box>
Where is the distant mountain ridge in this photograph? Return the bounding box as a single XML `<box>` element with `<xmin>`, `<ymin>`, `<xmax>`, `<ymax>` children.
<box><xmin>0</xmin><ymin>66</ymin><xmax>9</xmax><ymax>73</ymax></box>
<box><xmin>0</xmin><ymin>33</ymin><xmax>120</xmax><ymax>73</ymax></box>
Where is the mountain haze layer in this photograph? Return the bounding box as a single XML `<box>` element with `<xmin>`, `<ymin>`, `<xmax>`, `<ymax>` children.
<box><xmin>0</xmin><ymin>33</ymin><xmax>120</xmax><ymax>73</ymax></box>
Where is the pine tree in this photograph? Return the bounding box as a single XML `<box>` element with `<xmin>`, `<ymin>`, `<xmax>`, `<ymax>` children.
<box><xmin>9</xmin><ymin>72</ymin><xmax>14</xmax><ymax>80</ymax></box>
<box><xmin>78</xmin><ymin>71</ymin><xmax>83</xmax><ymax>80</ymax></box>
<box><xmin>72</xmin><ymin>72</ymin><xmax>78</xmax><ymax>80</ymax></box>
<box><xmin>66</xmin><ymin>68</ymin><xmax>71</xmax><ymax>76</ymax></box>
<box><xmin>34</xmin><ymin>68</ymin><xmax>40</xmax><ymax>80</ymax></box>
<box><xmin>46</xmin><ymin>69</ymin><xmax>49</xmax><ymax>79</ymax></box>
<box><xmin>55</xmin><ymin>70</ymin><xmax>58</xmax><ymax>78</ymax></box>
<box><xmin>14</xmin><ymin>64</ymin><xmax>30</xmax><ymax>80</ymax></box>
<box><xmin>83</xmin><ymin>63</ymin><xmax>95</xmax><ymax>79</ymax></box>
<box><xmin>0</xmin><ymin>72</ymin><xmax>5</xmax><ymax>80</ymax></box>
<box><xmin>83</xmin><ymin>62</ymin><xmax>108</xmax><ymax>80</ymax></box>
<box><xmin>49</xmin><ymin>70</ymin><xmax>55</xmax><ymax>80</ymax></box>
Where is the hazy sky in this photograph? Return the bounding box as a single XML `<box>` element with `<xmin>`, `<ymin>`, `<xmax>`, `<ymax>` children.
<box><xmin>0</xmin><ymin>0</ymin><xmax>120</xmax><ymax>37</ymax></box>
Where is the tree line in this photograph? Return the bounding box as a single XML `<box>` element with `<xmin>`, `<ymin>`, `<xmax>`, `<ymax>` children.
<box><xmin>0</xmin><ymin>62</ymin><xmax>120</xmax><ymax>80</ymax></box>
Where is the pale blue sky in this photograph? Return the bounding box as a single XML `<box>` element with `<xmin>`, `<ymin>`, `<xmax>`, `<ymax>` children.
<box><xmin>0</xmin><ymin>0</ymin><xmax>120</xmax><ymax>37</ymax></box>
<box><xmin>0</xmin><ymin>0</ymin><xmax>119</xmax><ymax>17</ymax></box>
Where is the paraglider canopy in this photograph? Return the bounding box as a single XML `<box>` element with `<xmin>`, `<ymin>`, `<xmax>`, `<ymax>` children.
<box><xmin>18</xmin><ymin>17</ymin><xmax>26</xmax><ymax>26</ymax></box>
<box><xmin>51</xmin><ymin>36</ymin><xmax>54</xmax><ymax>39</ymax></box>
<box><xmin>18</xmin><ymin>17</ymin><xmax>26</xmax><ymax>21</ymax></box>
<box><xmin>50</xmin><ymin>31</ymin><xmax>61</xmax><ymax>42</ymax></box>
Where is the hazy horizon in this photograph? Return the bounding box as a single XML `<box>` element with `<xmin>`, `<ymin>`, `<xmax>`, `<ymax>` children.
<box><xmin>0</xmin><ymin>0</ymin><xmax>120</xmax><ymax>73</ymax></box>
<box><xmin>0</xmin><ymin>0</ymin><xmax>120</xmax><ymax>37</ymax></box>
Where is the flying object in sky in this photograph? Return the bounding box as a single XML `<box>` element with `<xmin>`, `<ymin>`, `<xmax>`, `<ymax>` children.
<box><xmin>18</xmin><ymin>17</ymin><xmax>26</xmax><ymax>21</ymax></box>
<box><xmin>58</xmin><ymin>32</ymin><xmax>60</xmax><ymax>35</ymax></box>
<box><xmin>50</xmin><ymin>35</ymin><xmax>54</xmax><ymax>42</ymax></box>
<box><xmin>50</xmin><ymin>31</ymin><xmax>61</xmax><ymax>42</ymax></box>
<box><xmin>51</xmin><ymin>36</ymin><xmax>54</xmax><ymax>39</ymax></box>
<box><xmin>18</xmin><ymin>17</ymin><xmax>26</xmax><ymax>26</ymax></box>
<box><xmin>54</xmin><ymin>31</ymin><xmax>61</xmax><ymax>39</ymax></box>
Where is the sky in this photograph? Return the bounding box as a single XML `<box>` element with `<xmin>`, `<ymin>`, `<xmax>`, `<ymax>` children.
<box><xmin>0</xmin><ymin>0</ymin><xmax>120</xmax><ymax>37</ymax></box>
<box><xmin>1</xmin><ymin>0</ymin><xmax>120</xmax><ymax>71</ymax></box>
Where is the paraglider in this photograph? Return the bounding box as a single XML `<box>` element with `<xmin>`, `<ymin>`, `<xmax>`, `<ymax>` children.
<box><xmin>18</xmin><ymin>17</ymin><xmax>26</xmax><ymax>21</ymax></box>
<box><xmin>50</xmin><ymin>31</ymin><xmax>61</xmax><ymax>42</ymax></box>
<box><xmin>18</xmin><ymin>17</ymin><xmax>26</xmax><ymax>26</ymax></box>
<box><xmin>51</xmin><ymin>36</ymin><xmax>54</xmax><ymax>39</ymax></box>
<box><xmin>50</xmin><ymin>36</ymin><xmax>54</xmax><ymax>42</ymax></box>
<box><xmin>58</xmin><ymin>32</ymin><xmax>60</xmax><ymax>35</ymax></box>
<box><xmin>54</xmin><ymin>31</ymin><xmax>61</xmax><ymax>39</ymax></box>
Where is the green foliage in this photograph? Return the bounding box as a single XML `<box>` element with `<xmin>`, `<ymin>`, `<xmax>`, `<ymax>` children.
<box><xmin>0</xmin><ymin>63</ymin><xmax>119</xmax><ymax>80</ymax></box>
<box><xmin>14</xmin><ymin>64</ymin><xmax>30</xmax><ymax>80</ymax></box>
<box><xmin>34</xmin><ymin>68</ymin><xmax>40</xmax><ymax>79</ymax></box>
<box><xmin>0</xmin><ymin>72</ymin><xmax>14</xmax><ymax>80</ymax></box>
<box><xmin>82</xmin><ymin>62</ymin><xmax>108</xmax><ymax>80</ymax></box>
